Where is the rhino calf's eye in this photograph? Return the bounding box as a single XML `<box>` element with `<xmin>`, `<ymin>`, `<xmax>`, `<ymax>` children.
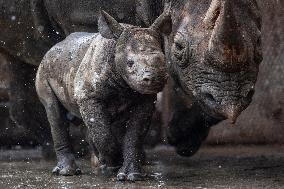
<box><xmin>246</xmin><ymin>89</ymin><xmax>255</xmax><ymax>99</ymax></box>
<box><xmin>127</xmin><ymin>60</ymin><xmax>135</xmax><ymax>67</ymax></box>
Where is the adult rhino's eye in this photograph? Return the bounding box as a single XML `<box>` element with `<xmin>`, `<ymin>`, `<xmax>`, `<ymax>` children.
<box><xmin>172</xmin><ymin>33</ymin><xmax>190</xmax><ymax>68</ymax></box>
<box><xmin>127</xmin><ymin>60</ymin><xmax>135</xmax><ymax>68</ymax></box>
<box><xmin>173</xmin><ymin>42</ymin><xmax>186</xmax><ymax>59</ymax></box>
<box><xmin>175</xmin><ymin>42</ymin><xmax>185</xmax><ymax>51</ymax></box>
<box><xmin>173</xmin><ymin>33</ymin><xmax>186</xmax><ymax>52</ymax></box>
<box><xmin>172</xmin><ymin>42</ymin><xmax>189</xmax><ymax>68</ymax></box>
<box><xmin>254</xmin><ymin>36</ymin><xmax>263</xmax><ymax>64</ymax></box>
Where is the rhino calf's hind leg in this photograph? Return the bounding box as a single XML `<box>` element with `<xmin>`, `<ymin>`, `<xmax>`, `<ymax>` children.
<box><xmin>36</xmin><ymin>75</ymin><xmax>80</xmax><ymax>176</ymax></box>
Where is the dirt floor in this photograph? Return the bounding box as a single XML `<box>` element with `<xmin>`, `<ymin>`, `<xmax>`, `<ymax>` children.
<box><xmin>0</xmin><ymin>145</ymin><xmax>283</xmax><ymax>189</ymax></box>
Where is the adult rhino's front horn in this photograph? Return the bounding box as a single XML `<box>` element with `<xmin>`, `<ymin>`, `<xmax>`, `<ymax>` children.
<box><xmin>204</xmin><ymin>0</ymin><xmax>262</xmax><ymax>72</ymax></box>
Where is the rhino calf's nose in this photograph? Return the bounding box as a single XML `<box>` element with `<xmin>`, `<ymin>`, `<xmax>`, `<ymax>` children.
<box><xmin>143</xmin><ymin>77</ymin><xmax>151</xmax><ymax>82</ymax></box>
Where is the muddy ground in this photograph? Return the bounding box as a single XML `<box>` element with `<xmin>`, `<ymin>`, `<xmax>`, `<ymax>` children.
<box><xmin>0</xmin><ymin>145</ymin><xmax>283</xmax><ymax>189</ymax></box>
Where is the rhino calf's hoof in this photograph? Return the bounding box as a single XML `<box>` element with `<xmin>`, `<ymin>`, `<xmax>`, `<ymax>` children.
<box><xmin>91</xmin><ymin>153</ymin><xmax>100</xmax><ymax>168</ymax></box>
<box><xmin>127</xmin><ymin>173</ymin><xmax>144</xmax><ymax>182</ymax></box>
<box><xmin>117</xmin><ymin>172</ymin><xmax>144</xmax><ymax>182</ymax></box>
<box><xmin>117</xmin><ymin>166</ymin><xmax>145</xmax><ymax>182</ymax></box>
<box><xmin>117</xmin><ymin>172</ymin><xmax>127</xmax><ymax>181</ymax></box>
<box><xmin>52</xmin><ymin>164</ymin><xmax>81</xmax><ymax>176</ymax></box>
<box><xmin>96</xmin><ymin>164</ymin><xmax>120</xmax><ymax>176</ymax></box>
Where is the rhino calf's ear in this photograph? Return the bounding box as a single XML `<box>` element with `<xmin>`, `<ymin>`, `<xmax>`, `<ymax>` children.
<box><xmin>150</xmin><ymin>5</ymin><xmax>172</xmax><ymax>35</ymax></box>
<box><xmin>98</xmin><ymin>10</ymin><xmax>124</xmax><ymax>39</ymax></box>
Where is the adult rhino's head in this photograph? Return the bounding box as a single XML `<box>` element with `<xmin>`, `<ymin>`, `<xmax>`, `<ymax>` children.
<box><xmin>99</xmin><ymin>9</ymin><xmax>172</xmax><ymax>94</ymax></box>
<box><xmin>169</xmin><ymin>0</ymin><xmax>262</xmax><ymax>123</ymax></box>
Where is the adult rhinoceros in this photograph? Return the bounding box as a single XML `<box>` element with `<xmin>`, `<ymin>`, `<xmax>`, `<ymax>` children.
<box><xmin>165</xmin><ymin>0</ymin><xmax>263</xmax><ymax>156</ymax></box>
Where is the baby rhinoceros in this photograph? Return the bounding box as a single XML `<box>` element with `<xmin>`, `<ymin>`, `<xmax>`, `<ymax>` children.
<box><xmin>36</xmin><ymin>10</ymin><xmax>171</xmax><ymax>181</ymax></box>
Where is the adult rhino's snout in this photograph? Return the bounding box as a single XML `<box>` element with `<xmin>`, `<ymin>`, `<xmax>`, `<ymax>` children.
<box><xmin>200</xmin><ymin>87</ymin><xmax>255</xmax><ymax>124</ymax></box>
<box><xmin>203</xmin><ymin>94</ymin><xmax>243</xmax><ymax>123</ymax></box>
<box><xmin>221</xmin><ymin>104</ymin><xmax>243</xmax><ymax>124</ymax></box>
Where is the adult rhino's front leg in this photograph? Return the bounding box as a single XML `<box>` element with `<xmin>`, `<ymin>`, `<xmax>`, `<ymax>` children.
<box><xmin>167</xmin><ymin>102</ymin><xmax>221</xmax><ymax>157</ymax></box>
<box><xmin>79</xmin><ymin>99</ymin><xmax>122</xmax><ymax>171</ymax></box>
<box><xmin>117</xmin><ymin>96</ymin><xmax>155</xmax><ymax>181</ymax></box>
<box><xmin>7</xmin><ymin>55</ymin><xmax>52</xmax><ymax>146</ymax></box>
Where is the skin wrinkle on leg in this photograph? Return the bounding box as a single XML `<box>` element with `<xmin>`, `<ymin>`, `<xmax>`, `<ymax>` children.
<box><xmin>46</xmin><ymin>105</ymin><xmax>70</xmax><ymax>155</ymax></box>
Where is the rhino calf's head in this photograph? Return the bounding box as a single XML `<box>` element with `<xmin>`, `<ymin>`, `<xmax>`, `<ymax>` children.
<box><xmin>99</xmin><ymin>9</ymin><xmax>172</xmax><ymax>94</ymax></box>
<box><xmin>170</xmin><ymin>0</ymin><xmax>262</xmax><ymax>123</ymax></box>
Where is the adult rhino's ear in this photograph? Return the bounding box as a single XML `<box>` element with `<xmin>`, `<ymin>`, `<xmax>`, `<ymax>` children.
<box><xmin>98</xmin><ymin>10</ymin><xmax>124</xmax><ymax>39</ymax></box>
<box><xmin>150</xmin><ymin>3</ymin><xmax>172</xmax><ymax>35</ymax></box>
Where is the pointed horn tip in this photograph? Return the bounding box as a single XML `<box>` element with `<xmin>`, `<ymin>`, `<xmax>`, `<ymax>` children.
<box><xmin>224</xmin><ymin>106</ymin><xmax>241</xmax><ymax>125</ymax></box>
<box><xmin>100</xmin><ymin>10</ymin><xmax>113</xmax><ymax>20</ymax></box>
<box><xmin>228</xmin><ymin>114</ymin><xmax>238</xmax><ymax>125</ymax></box>
<box><xmin>229</xmin><ymin>118</ymin><xmax>237</xmax><ymax>125</ymax></box>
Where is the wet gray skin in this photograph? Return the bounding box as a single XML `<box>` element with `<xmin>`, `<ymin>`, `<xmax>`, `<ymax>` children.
<box><xmin>166</xmin><ymin>0</ymin><xmax>263</xmax><ymax>156</ymax></box>
<box><xmin>35</xmin><ymin>10</ymin><xmax>172</xmax><ymax>181</ymax></box>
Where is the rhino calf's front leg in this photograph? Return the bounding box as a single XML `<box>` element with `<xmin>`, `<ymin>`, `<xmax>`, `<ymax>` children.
<box><xmin>79</xmin><ymin>99</ymin><xmax>122</xmax><ymax>169</ymax></box>
<box><xmin>117</xmin><ymin>96</ymin><xmax>155</xmax><ymax>181</ymax></box>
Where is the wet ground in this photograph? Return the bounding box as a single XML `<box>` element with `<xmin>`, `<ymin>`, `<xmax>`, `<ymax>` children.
<box><xmin>0</xmin><ymin>145</ymin><xmax>283</xmax><ymax>189</ymax></box>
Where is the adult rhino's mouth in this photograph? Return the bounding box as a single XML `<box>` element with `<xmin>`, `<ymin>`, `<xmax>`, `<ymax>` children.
<box><xmin>196</xmin><ymin>86</ymin><xmax>255</xmax><ymax>124</ymax></box>
<box><xmin>189</xmin><ymin>68</ymin><xmax>257</xmax><ymax>123</ymax></box>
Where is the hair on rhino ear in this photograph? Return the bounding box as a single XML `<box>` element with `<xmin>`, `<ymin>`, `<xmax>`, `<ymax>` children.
<box><xmin>98</xmin><ymin>10</ymin><xmax>124</xmax><ymax>39</ymax></box>
<box><xmin>150</xmin><ymin>2</ymin><xmax>172</xmax><ymax>35</ymax></box>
